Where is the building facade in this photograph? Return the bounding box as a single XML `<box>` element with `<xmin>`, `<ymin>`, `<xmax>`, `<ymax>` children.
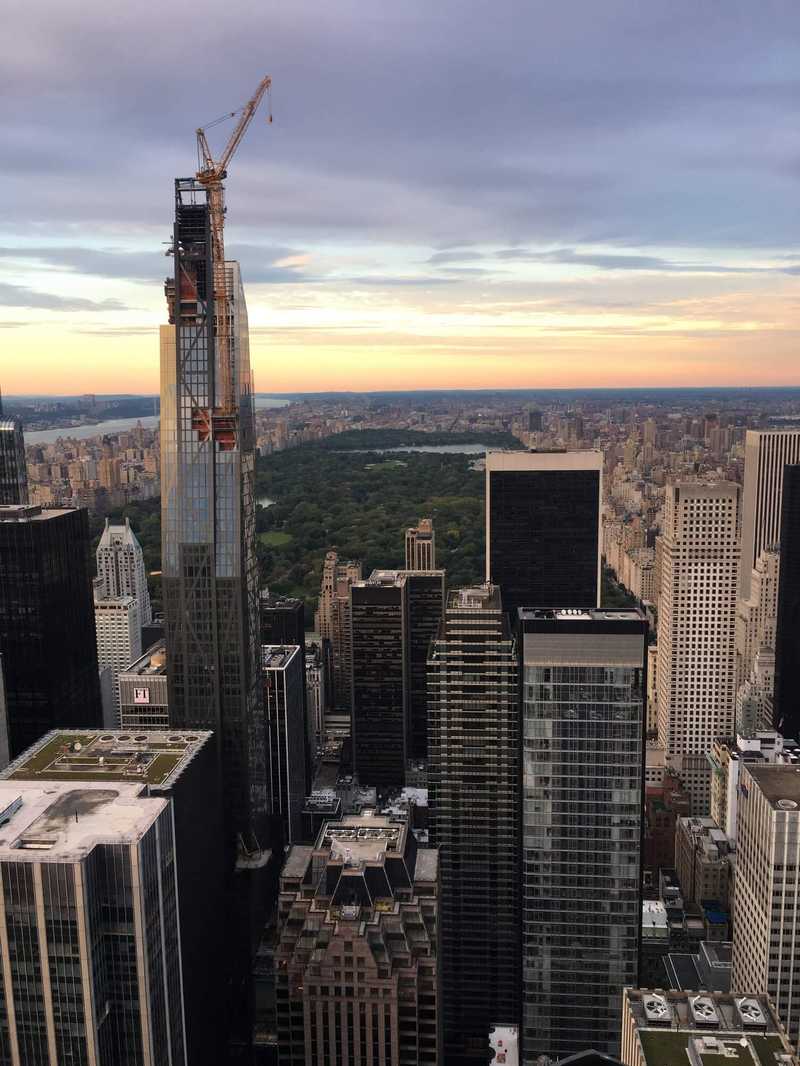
<box><xmin>118</xmin><ymin>639</ymin><xmax>169</xmax><ymax>730</ymax></box>
<box><xmin>656</xmin><ymin>482</ymin><xmax>741</xmax><ymax>813</ymax></box>
<box><xmin>0</xmin><ymin>504</ymin><xmax>102</xmax><ymax>757</ymax></box>
<box><xmin>739</xmin><ymin>429</ymin><xmax>800</xmax><ymax>600</ymax></box>
<box><xmin>0</xmin><ymin>418</ymin><xmax>27</xmax><ymax>505</ymax></box>
<box><xmin>315</xmin><ymin>551</ymin><xmax>362</xmax><ymax>714</ymax></box>
<box><xmin>94</xmin><ymin>593</ymin><xmax>141</xmax><ymax>725</ymax></box>
<box><xmin>775</xmin><ymin>464</ymin><xmax>800</xmax><ymax>738</ymax></box>
<box><xmin>427</xmin><ymin>585</ymin><xmax>519</xmax><ymax>1064</ymax></box>
<box><xmin>519</xmin><ymin>607</ymin><xmax>646</xmax><ymax>1062</ymax></box>
<box><xmin>161</xmin><ymin>178</ymin><xmax>265</xmax><ymax>855</ymax></box>
<box><xmin>405</xmin><ymin>518</ymin><xmax>436</xmax><ymax>571</ymax></box>
<box><xmin>485</xmin><ymin>450</ymin><xmax>602</xmax><ymax>619</ymax></box>
<box><xmin>96</xmin><ymin>516</ymin><xmax>153</xmax><ymax>627</ymax></box>
<box><xmin>276</xmin><ymin>813</ymin><xmax>440</xmax><ymax>1066</ymax></box>
<box><xmin>731</xmin><ymin>762</ymin><xmax>800</xmax><ymax>1051</ymax></box>
<box><xmin>263</xmin><ymin>645</ymin><xmax>307</xmax><ymax>845</ymax></box>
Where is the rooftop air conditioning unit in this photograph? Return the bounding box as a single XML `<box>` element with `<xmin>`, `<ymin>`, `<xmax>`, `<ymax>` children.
<box><xmin>690</xmin><ymin>996</ymin><xmax>720</xmax><ymax>1026</ymax></box>
<box><xmin>736</xmin><ymin>997</ymin><xmax>767</xmax><ymax>1028</ymax></box>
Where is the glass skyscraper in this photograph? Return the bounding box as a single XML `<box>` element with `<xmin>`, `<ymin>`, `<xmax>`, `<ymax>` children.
<box><xmin>519</xmin><ymin>607</ymin><xmax>646</xmax><ymax>1062</ymax></box>
<box><xmin>0</xmin><ymin>417</ymin><xmax>27</xmax><ymax>505</ymax></box>
<box><xmin>161</xmin><ymin>178</ymin><xmax>265</xmax><ymax>855</ymax></box>
<box><xmin>775</xmin><ymin>464</ymin><xmax>800</xmax><ymax>738</ymax></box>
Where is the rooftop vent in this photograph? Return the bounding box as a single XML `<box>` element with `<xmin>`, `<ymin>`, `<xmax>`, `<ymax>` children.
<box><xmin>690</xmin><ymin>995</ymin><xmax>720</xmax><ymax>1026</ymax></box>
<box><xmin>777</xmin><ymin>799</ymin><xmax>798</xmax><ymax>810</ymax></box>
<box><xmin>642</xmin><ymin>993</ymin><xmax>672</xmax><ymax>1024</ymax></box>
<box><xmin>735</xmin><ymin>997</ymin><xmax>767</xmax><ymax>1028</ymax></box>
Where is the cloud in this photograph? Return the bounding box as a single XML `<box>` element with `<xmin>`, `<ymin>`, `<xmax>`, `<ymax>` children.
<box><xmin>0</xmin><ymin>282</ymin><xmax>128</xmax><ymax>312</ymax></box>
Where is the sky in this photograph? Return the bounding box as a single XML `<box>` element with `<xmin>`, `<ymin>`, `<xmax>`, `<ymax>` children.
<box><xmin>2</xmin><ymin>0</ymin><xmax>799</xmax><ymax>395</ymax></box>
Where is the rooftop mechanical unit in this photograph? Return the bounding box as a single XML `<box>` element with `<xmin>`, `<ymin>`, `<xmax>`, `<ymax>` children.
<box><xmin>735</xmin><ymin>997</ymin><xmax>767</xmax><ymax>1029</ymax></box>
<box><xmin>689</xmin><ymin>995</ymin><xmax>720</xmax><ymax>1026</ymax></box>
<box><xmin>642</xmin><ymin>993</ymin><xmax>673</xmax><ymax>1024</ymax></box>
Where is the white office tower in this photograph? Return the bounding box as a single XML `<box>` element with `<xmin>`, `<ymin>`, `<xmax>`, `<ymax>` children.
<box><xmin>94</xmin><ymin>594</ymin><xmax>142</xmax><ymax>725</ymax></box>
<box><xmin>656</xmin><ymin>481</ymin><xmax>741</xmax><ymax>813</ymax></box>
<box><xmin>96</xmin><ymin>516</ymin><xmax>153</xmax><ymax>626</ymax></box>
<box><xmin>732</xmin><ymin>761</ymin><xmax>800</xmax><ymax>1051</ymax></box>
<box><xmin>739</xmin><ymin>429</ymin><xmax>800</xmax><ymax>600</ymax></box>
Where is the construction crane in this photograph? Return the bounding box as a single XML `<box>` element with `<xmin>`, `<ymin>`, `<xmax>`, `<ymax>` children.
<box><xmin>196</xmin><ymin>75</ymin><xmax>272</xmax><ymax>412</ymax></box>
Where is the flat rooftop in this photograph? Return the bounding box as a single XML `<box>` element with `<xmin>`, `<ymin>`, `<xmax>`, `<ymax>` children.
<box><xmin>0</xmin><ymin>504</ymin><xmax>73</xmax><ymax>523</ymax></box>
<box><xmin>447</xmin><ymin>584</ymin><xmax>501</xmax><ymax>610</ymax></box>
<box><xmin>3</xmin><ymin>730</ymin><xmax>212</xmax><ymax>789</ymax></box>
<box><xmin>0</xmin><ymin>780</ymin><xmax>166</xmax><ymax>861</ymax></box>
<box><xmin>518</xmin><ymin>607</ymin><xmax>644</xmax><ymax>623</ymax></box>
<box><xmin>261</xmin><ymin>645</ymin><xmax>301</xmax><ymax>670</ymax></box>
<box><xmin>121</xmin><ymin>639</ymin><xmax>166</xmax><ymax>677</ymax></box>
<box><xmin>746</xmin><ymin>764</ymin><xmax>800</xmax><ymax>809</ymax></box>
<box><xmin>317</xmin><ymin>813</ymin><xmax>406</xmax><ymax>864</ymax></box>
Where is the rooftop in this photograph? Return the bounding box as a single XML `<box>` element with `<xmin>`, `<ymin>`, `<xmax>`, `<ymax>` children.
<box><xmin>3</xmin><ymin>730</ymin><xmax>212</xmax><ymax>789</ymax></box>
<box><xmin>518</xmin><ymin>606</ymin><xmax>644</xmax><ymax>623</ymax></box>
<box><xmin>261</xmin><ymin>645</ymin><xmax>301</xmax><ymax>670</ymax></box>
<box><xmin>746</xmin><ymin>764</ymin><xmax>800</xmax><ymax>810</ymax></box>
<box><xmin>0</xmin><ymin>504</ymin><xmax>73</xmax><ymax>523</ymax></box>
<box><xmin>447</xmin><ymin>584</ymin><xmax>501</xmax><ymax>611</ymax></box>
<box><xmin>318</xmin><ymin>812</ymin><xmax>405</xmax><ymax>865</ymax></box>
<box><xmin>121</xmin><ymin>639</ymin><xmax>167</xmax><ymax>678</ymax></box>
<box><xmin>0</xmin><ymin>780</ymin><xmax>166</xmax><ymax>861</ymax></box>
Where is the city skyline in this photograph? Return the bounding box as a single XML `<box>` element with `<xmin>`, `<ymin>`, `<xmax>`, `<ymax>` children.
<box><xmin>3</xmin><ymin>0</ymin><xmax>799</xmax><ymax>394</ymax></box>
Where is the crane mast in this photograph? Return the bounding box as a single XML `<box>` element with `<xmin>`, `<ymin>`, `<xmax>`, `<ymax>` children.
<box><xmin>196</xmin><ymin>75</ymin><xmax>272</xmax><ymax>412</ymax></box>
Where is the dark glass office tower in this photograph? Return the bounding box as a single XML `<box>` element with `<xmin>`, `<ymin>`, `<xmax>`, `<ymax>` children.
<box><xmin>775</xmin><ymin>464</ymin><xmax>800</xmax><ymax>738</ymax></box>
<box><xmin>351</xmin><ymin>571</ymin><xmax>407</xmax><ymax>786</ymax></box>
<box><xmin>405</xmin><ymin>570</ymin><xmax>445</xmax><ymax>760</ymax></box>
<box><xmin>519</xmin><ymin>607</ymin><xmax>646</xmax><ymax>1063</ymax></box>
<box><xmin>0</xmin><ymin>417</ymin><xmax>27</xmax><ymax>505</ymax></box>
<box><xmin>161</xmin><ymin>178</ymin><xmax>266</xmax><ymax>855</ymax></box>
<box><xmin>0</xmin><ymin>504</ymin><xmax>102</xmax><ymax>756</ymax></box>
<box><xmin>262</xmin><ymin>645</ymin><xmax>307</xmax><ymax>844</ymax></box>
<box><xmin>259</xmin><ymin>590</ymin><xmax>305</xmax><ymax>646</ymax></box>
<box><xmin>428</xmin><ymin>585</ymin><xmax>519</xmax><ymax>1065</ymax></box>
<box><xmin>486</xmin><ymin>450</ymin><xmax>602</xmax><ymax>618</ymax></box>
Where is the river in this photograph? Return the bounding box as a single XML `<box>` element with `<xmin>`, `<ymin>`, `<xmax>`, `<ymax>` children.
<box><xmin>353</xmin><ymin>443</ymin><xmax>489</xmax><ymax>455</ymax></box>
<box><xmin>24</xmin><ymin>397</ymin><xmax>291</xmax><ymax>445</ymax></box>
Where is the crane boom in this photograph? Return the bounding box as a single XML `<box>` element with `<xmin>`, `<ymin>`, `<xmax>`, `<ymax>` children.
<box><xmin>195</xmin><ymin>75</ymin><xmax>272</xmax><ymax>411</ymax></box>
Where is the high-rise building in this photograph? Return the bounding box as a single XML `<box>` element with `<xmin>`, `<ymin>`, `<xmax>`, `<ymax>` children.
<box><xmin>0</xmin><ymin>415</ymin><xmax>28</xmax><ymax>505</ymax></box>
<box><xmin>315</xmin><ymin>551</ymin><xmax>362</xmax><ymax>714</ymax></box>
<box><xmin>735</xmin><ymin>548</ymin><xmax>779</xmax><ymax>724</ymax></box>
<box><xmin>405</xmin><ymin>517</ymin><xmax>436</xmax><ymax>571</ymax></box>
<box><xmin>485</xmin><ymin>450</ymin><xmax>602</xmax><ymax>619</ymax></box>
<box><xmin>2</xmin><ymin>728</ymin><xmax>226</xmax><ymax>1066</ymax></box>
<box><xmin>96</xmin><ymin>516</ymin><xmax>153</xmax><ymax>626</ymax></box>
<box><xmin>351</xmin><ymin>569</ymin><xmax>445</xmax><ymax>785</ymax></box>
<box><xmin>427</xmin><ymin>584</ymin><xmax>519</xmax><ymax>1064</ymax></box>
<box><xmin>527</xmin><ymin>409</ymin><xmax>543</xmax><ymax>433</ymax></box>
<box><xmin>276</xmin><ymin>812</ymin><xmax>440</xmax><ymax>1066</ymax></box>
<box><xmin>656</xmin><ymin>482</ymin><xmax>741</xmax><ymax>813</ymax></box>
<box><xmin>94</xmin><ymin>593</ymin><xmax>142</xmax><ymax>725</ymax></box>
<box><xmin>519</xmin><ymin>607</ymin><xmax>646</xmax><ymax>1062</ymax></box>
<box><xmin>262</xmin><ymin>644</ymin><xmax>307</xmax><ymax>845</ymax></box>
<box><xmin>621</xmin><ymin>989</ymin><xmax>795</xmax><ymax>1066</ymax></box>
<box><xmin>774</xmin><ymin>465</ymin><xmax>800</xmax><ymax>738</ymax></box>
<box><xmin>731</xmin><ymin>761</ymin><xmax>800</xmax><ymax>1051</ymax></box>
<box><xmin>260</xmin><ymin>589</ymin><xmax>305</xmax><ymax>645</ymax></box>
<box><xmin>739</xmin><ymin>429</ymin><xmax>800</xmax><ymax>600</ymax></box>
<box><xmin>161</xmin><ymin>178</ymin><xmax>265</xmax><ymax>855</ymax></box>
<box><xmin>0</xmin><ymin>504</ymin><xmax>102</xmax><ymax>757</ymax></box>
<box><xmin>119</xmin><ymin>639</ymin><xmax>169</xmax><ymax>730</ymax></box>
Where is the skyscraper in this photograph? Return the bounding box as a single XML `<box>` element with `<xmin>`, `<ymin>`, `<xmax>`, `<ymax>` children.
<box><xmin>519</xmin><ymin>607</ymin><xmax>646</xmax><ymax>1062</ymax></box>
<box><xmin>0</xmin><ymin>412</ymin><xmax>27</xmax><ymax>506</ymax></box>
<box><xmin>739</xmin><ymin>429</ymin><xmax>800</xmax><ymax>600</ymax></box>
<box><xmin>96</xmin><ymin>516</ymin><xmax>153</xmax><ymax>626</ymax></box>
<box><xmin>731</xmin><ymin>761</ymin><xmax>800</xmax><ymax>1052</ymax></box>
<box><xmin>315</xmin><ymin>550</ymin><xmax>362</xmax><ymax>713</ymax></box>
<box><xmin>427</xmin><ymin>584</ymin><xmax>519</xmax><ymax>1064</ymax></box>
<box><xmin>0</xmin><ymin>504</ymin><xmax>102</xmax><ymax>757</ymax></box>
<box><xmin>656</xmin><ymin>482</ymin><xmax>740</xmax><ymax>813</ymax></box>
<box><xmin>276</xmin><ymin>812</ymin><xmax>440</xmax><ymax>1066</ymax></box>
<box><xmin>774</xmin><ymin>464</ymin><xmax>800</xmax><ymax>738</ymax></box>
<box><xmin>262</xmin><ymin>644</ymin><xmax>307</xmax><ymax>845</ymax></box>
<box><xmin>161</xmin><ymin>178</ymin><xmax>265</xmax><ymax>855</ymax></box>
<box><xmin>118</xmin><ymin>639</ymin><xmax>169</xmax><ymax>731</ymax></box>
<box><xmin>93</xmin><ymin>592</ymin><xmax>142</xmax><ymax>725</ymax></box>
<box><xmin>405</xmin><ymin>517</ymin><xmax>436</xmax><ymax>571</ymax></box>
<box><xmin>351</xmin><ymin>569</ymin><xmax>445</xmax><ymax>785</ymax></box>
<box><xmin>485</xmin><ymin>450</ymin><xmax>602</xmax><ymax>618</ymax></box>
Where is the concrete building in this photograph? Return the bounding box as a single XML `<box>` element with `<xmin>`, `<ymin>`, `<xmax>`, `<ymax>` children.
<box><xmin>94</xmin><ymin>593</ymin><xmax>141</xmax><ymax>725</ymax></box>
<box><xmin>0</xmin><ymin>504</ymin><xmax>102</xmax><ymax>757</ymax></box>
<box><xmin>262</xmin><ymin>645</ymin><xmax>307</xmax><ymax>845</ymax></box>
<box><xmin>708</xmin><ymin>731</ymin><xmax>791</xmax><ymax>840</ymax></box>
<box><xmin>2</xmin><ymin>728</ymin><xmax>225</xmax><ymax>1066</ymax></box>
<box><xmin>315</xmin><ymin>551</ymin><xmax>362</xmax><ymax>714</ymax></box>
<box><xmin>674</xmin><ymin>816</ymin><xmax>733</xmax><ymax>910</ymax></box>
<box><xmin>519</xmin><ymin>607</ymin><xmax>647</xmax><ymax>1062</ymax></box>
<box><xmin>275</xmin><ymin>812</ymin><xmax>440</xmax><ymax>1066</ymax></box>
<box><xmin>118</xmin><ymin>639</ymin><xmax>169</xmax><ymax>730</ymax></box>
<box><xmin>731</xmin><ymin>762</ymin><xmax>800</xmax><ymax>1051</ymax></box>
<box><xmin>405</xmin><ymin>517</ymin><xmax>436</xmax><ymax>571</ymax></box>
<box><xmin>620</xmin><ymin>989</ymin><xmax>795</xmax><ymax>1066</ymax></box>
<box><xmin>305</xmin><ymin>641</ymin><xmax>326</xmax><ymax>741</ymax></box>
<box><xmin>96</xmin><ymin>516</ymin><xmax>153</xmax><ymax>627</ymax></box>
<box><xmin>775</xmin><ymin>465</ymin><xmax>800</xmax><ymax>738</ymax></box>
<box><xmin>739</xmin><ymin>429</ymin><xmax>800</xmax><ymax>600</ymax></box>
<box><xmin>656</xmin><ymin>482</ymin><xmax>741</xmax><ymax>812</ymax></box>
<box><xmin>427</xmin><ymin>585</ymin><xmax>519</xmax><ymax>1063</ymax></box>
<box><xmin>0</xmin><ymin>417</ymin><xmax>27</xmax><ymax>505</ymax></box>
<box><xmin>485</xmin><ymin>450</ymin><xmax>603</xmax><ymax>618</ymax></box>
<box><xmin>735</xmin><ymin>549</ymin><xmax>779</xmax><ymax>697</ymax></box>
